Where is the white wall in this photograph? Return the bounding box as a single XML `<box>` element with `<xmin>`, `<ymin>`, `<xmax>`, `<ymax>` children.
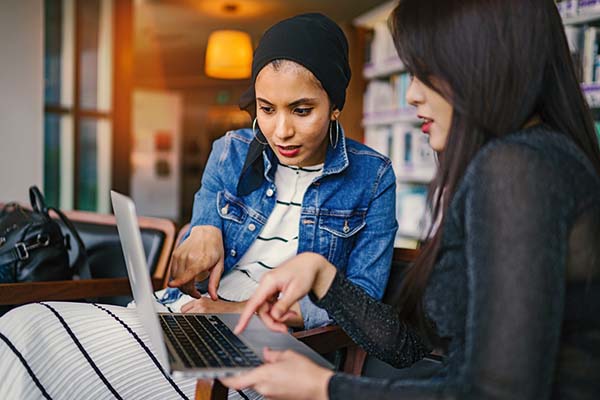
<box><xmin>131</xmin><ymin>90</ymin><xmax>182</xmax><ymax>221</ymax></box>
<box><xmin>0</xmin><ymin>1</ymin><xmax>44</xmax><ymax>203</ymax></box>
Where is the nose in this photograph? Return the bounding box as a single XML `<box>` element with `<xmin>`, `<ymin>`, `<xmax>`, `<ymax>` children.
<box><xmin>273</xmin><ymin>114</ymin><xmax>294</xmax><ymax>142</ymax></box>
<box><xmin>406</xmin><ymin>76</ymin><xmax>424</xmax><ymax>107</ymax></box>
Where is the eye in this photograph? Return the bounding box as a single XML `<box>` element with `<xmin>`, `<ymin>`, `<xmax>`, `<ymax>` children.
<box><xmin>294</xmin><ymin>107</ymin><xmax>313</xmax><ymax>116</ymax></box>
<box><xmin>259</xmin><ymin>105</ymin><xmax>274</xmax><ymax>114</ymax></box>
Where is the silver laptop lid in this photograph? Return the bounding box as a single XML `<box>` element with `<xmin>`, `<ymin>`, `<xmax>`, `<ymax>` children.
<box><xmin>110</xmin><ymin>190</ymin><xmax>170</xmax><ymax>371</ymax></box>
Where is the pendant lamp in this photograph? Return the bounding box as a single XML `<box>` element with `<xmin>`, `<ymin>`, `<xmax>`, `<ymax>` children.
<box><xmin>205</xmin><ymin>30</ymin><xmax>252</xmax><ymax>79</ymax></box>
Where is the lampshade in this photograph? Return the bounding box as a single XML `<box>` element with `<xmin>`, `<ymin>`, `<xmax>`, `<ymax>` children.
<box><xmin>205</xmin><ymin>30</ymin><xmax>253</xmax><ymax>79</ymax></box>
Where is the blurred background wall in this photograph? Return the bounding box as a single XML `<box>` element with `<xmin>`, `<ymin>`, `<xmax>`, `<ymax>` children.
<box><xmin>0</xmin><ymin>1</ymin><xmax>44</xmax><ymax>203</ymax></box>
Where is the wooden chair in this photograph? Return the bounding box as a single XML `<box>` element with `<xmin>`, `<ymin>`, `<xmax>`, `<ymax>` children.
<box><xmin>0</xmin><ymin>209</ymin><xmax>175</xmax><ymax>307</ymax></box>
<box><xmin>194</xmin><ymin>247</ymin><xmax>419</xmax><ymax>399</ymax></box>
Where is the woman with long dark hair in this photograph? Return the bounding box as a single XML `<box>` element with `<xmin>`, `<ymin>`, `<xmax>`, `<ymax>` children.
<box><xmin>224</xmin><ymin>0</ymin><xmax>600</xmax><ymax>398</ymax></box>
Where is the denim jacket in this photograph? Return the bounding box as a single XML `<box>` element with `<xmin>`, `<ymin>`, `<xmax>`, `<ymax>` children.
<box><xmin>187</xmin><ymin>128</ymin><xmax>398</xmax><ymax>329</ymax></box>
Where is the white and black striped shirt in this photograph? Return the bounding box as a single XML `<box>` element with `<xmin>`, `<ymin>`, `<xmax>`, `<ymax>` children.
<box><xmin>217</xmin><ymin>163</ymin><xmax>323</xmax><ymax>302</ymax></box>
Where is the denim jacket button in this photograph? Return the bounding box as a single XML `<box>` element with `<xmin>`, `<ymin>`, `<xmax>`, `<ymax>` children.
<box><xmin>230</xmin><ymin>249</ymin><xmax>237</xmax><ymax>257</ymax></box>
<box><xmin>221</xmin><ymin>205</ymin><xmax>229</xmax><ymax>215</ymax></box>
<box><xmin>248</xmin><ymin>223</ymin><xmax>256</xmax><ymax>232</ymax></box>
<box><xmin>266</xmin><ymin>188</ymin><xmax>274</xmax><ymax>197</ymax></box>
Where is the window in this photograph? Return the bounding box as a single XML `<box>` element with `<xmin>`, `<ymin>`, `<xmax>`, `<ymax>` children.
<box><xmin>44</xmin><ymin>0</ymin><xmax>114</xmax><ymax>212</ymax></box>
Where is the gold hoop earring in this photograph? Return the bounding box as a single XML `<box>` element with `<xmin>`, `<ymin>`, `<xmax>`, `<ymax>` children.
<box><xmin>329</xmin><ymin>119</ymin><xmax>339</xmax><ymax>149</ymax></box>
<box><xmin>253</xmin><ymin>118</ymin><xmax>269</xmax><ymax>145</ymax></box>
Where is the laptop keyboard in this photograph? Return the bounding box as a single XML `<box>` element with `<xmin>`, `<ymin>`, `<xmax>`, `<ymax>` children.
<box><xmin>159</xmin><ymin>314</ymin><xmax>262</xmax><ymax>369</ymax></box>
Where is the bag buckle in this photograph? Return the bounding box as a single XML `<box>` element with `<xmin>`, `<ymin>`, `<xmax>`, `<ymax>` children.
<box><xmin>15</xmin><ymin>242</ymin><xmax>29</xmax><ymax>261</ymax></box>
<box><xmin>14</xmin><ymin>234</ymin><xmax>50</xmax><ymax>261</ymax></box>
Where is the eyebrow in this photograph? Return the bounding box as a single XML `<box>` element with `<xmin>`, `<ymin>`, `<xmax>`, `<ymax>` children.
<box><xmin>256</xmin><ymin>97</ymin><xmax>318</xmax><ymax>108</ymax></box>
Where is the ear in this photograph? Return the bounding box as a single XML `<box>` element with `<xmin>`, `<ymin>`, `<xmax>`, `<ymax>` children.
<box><xmin>331</xmin><ymin>109</ymin><xmax>341</xmax><ymax>121</ymax></box>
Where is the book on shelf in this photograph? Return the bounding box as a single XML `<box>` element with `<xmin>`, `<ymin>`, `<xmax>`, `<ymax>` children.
<box><xmin>391</xmin><ymin>124</ymin><xmax>437</xmax><ymax>181</ymax></box>
<box><xmin>564</xmin><ymin>24</ymin><xmax>600</xmax><ymax>82</ymax></box>
<box><xmin>364</xmin><ymin>29</ymin><xmax>374</xmax><ymax>66</ymax></box>
<box><xmin>365</xmin><ymin>123</ymin><xmax>436</xmax><ymax>184</ymax></box>
<box><xmin>396</xmin><ymin>184</ymin><xmax>427</xmax><ymax>240</ymax></box>
<box><xmin>364</xmin><ymin>80</ymin><xmax>396</xmax><ymax>115</ymax></box>
<box><xmin>369</xmin><ymin>21</ymin><xmax>400</xmax><ymax>68</ymax></box>
<box><xmin>558</xmin><ymin>0</ymin><xmax>600</xmax><ymax>19</ymax></box>
<box><xmin>363</xmin><ymin>72</ymin><xmax>413</xmax><ymax>117</ymax></box>
<box><xmin>583</xmin><ymin>26</ymin><xmax>599</xmax><ymax>82</ymax></box>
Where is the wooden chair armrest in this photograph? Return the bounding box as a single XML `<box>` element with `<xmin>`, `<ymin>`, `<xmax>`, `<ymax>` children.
<box><xmin>0</xmin><ymin>277</ymin><xmax>163</xmax><ymax>306</ymax></box>
<box><xmin>195</xmin><ymin>380</ymin><xmax>228</xmax><ymax>400</ymax></box>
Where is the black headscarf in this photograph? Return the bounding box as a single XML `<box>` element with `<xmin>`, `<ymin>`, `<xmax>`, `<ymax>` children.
<box><xmin>239</xmin><ymin>12</ymin><xmax>351</xmax><ymax>113</ymax></box>
<box><xmin>237</xmin><ymin>13</ymin><xmax>351</xmax><ymax>197</ymax></box>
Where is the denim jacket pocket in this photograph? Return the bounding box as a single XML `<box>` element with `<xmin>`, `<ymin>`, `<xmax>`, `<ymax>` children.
<box><xmin>317</xmin><ymin>210</ymin><xmax>367</xmax><ymax>267</ymax></box>
<box><xmin>217</xmin><ymin>190</ymin><xmax>248</xmax><ymax>231</ymax></box>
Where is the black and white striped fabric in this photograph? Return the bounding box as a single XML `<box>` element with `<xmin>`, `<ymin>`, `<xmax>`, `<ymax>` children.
<box><xmin>217</xmin><ymin>163</ymin><xmax>323</xmax><ymax>302</ymax></box>
<box><xmin>0</xmin><ymin>302</ymin><xmax>197</xmax><ymax>399</ymax></box>
<box><xmin>0</xmin><ymin>302</ymin><xmax>266</xmax><ymax>400</ymax></box>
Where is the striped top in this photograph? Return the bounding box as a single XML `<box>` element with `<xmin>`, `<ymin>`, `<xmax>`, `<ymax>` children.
<box><xmin>217</xmin><ymin>163</ymin><xmax>323</xmax><ymax>302</ymax></box>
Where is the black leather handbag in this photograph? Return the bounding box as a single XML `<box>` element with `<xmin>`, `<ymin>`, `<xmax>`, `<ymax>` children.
<box><xmin>0</xmin><ymin>186</ymin><xmax>89</xmax><ymax>283</ymax></box>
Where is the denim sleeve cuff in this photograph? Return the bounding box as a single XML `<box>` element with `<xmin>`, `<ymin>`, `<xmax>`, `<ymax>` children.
<box><xmin>310</xmin><ymin>270</ymin><xmax>343</xmax><ymax>312</ymax></box>
<box><xmin>299</xmin><ymin>294</ymin><xmax>333</xmax><ymax>330</ymax></box>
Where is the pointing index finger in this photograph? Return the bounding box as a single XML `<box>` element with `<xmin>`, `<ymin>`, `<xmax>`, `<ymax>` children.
<box><xmin>234</xmin><ymin>283</ymin><xmax>279</xmax><ymax>334</ymax></box>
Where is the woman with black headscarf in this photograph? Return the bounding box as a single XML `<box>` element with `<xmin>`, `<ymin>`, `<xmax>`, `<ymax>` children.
<box><xmin>0</xmin><ymin>13</ymin><xmax>399</xmax><ymax>399</ymax></box>
<box><xmin>160</xmin><ymin>12</ymin><xmax>397</xmax><ymax>333</ymax></box>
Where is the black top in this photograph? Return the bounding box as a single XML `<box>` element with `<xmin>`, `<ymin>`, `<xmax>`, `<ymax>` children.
<box><xmin>316</xmin><ymin>125</ymin><xmax>600</xmax><ymax>399</ymax></box>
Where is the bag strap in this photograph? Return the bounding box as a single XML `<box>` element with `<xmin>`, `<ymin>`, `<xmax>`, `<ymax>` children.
<box><xmin>29</xmin><ymin>186</ymin><xmax>49</xmax><ymax>215</ymax></box>
<box><xmin>48</xmin><ymin>207</ymin><xmax>91</xmax><ymax>279</ymax></box>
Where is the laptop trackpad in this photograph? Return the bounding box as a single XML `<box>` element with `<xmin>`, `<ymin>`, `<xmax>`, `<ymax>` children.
<box><xmin>217</xmin><ymin>314</ymin><xmax>334</xmax><ymax>370</ymax></box>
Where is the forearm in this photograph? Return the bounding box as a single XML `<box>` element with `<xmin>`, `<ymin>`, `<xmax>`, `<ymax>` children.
<box><xmin>314</xmin><ymin>272</ymin><xmax>428</xmax><ymax>368</ymax></box>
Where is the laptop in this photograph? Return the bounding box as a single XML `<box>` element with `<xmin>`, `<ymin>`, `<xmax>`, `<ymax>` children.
<box><xmin>110</xmin><ymin>190</ymin><xmax>333</xmax><ymax>378</ymax></box>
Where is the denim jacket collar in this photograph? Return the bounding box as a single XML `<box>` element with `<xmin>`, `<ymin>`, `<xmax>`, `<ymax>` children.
<box><xmin>236</xmin><ymin>128</ymin><xmax>349</xmax><ymax>197</ymax></box>
<box><xmin>321</xmin><ymin>127</ymin><xmax>349</xmax><ymax>177</ymax></box>
<box><xmin>264</xmin><ymin>131</ymin><xmax>349</xmax><ymax>180</ymax></box>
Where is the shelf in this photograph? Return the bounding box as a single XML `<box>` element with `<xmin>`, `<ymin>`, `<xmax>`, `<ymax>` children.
<box><xmin>582</xmin><ymin>82</ymin><xmax>600</xmax><ymax>107</ymax></box>
<box><xmin>353</xmin><ymin>0</ymin><xmax>399</xmax><ymax>29</ymax></box>
<box><xmin>363</xmin><ymin>108</ymin><xmax>419</xmax><ymax>126</ymax></box>
<box><xmin>562</xmin><ymin>11</ymin><xmax>600</xmax><ymax>25</ymax></box>
<box><xmin>363</xmin><ymin>58</ymin><xmax>405</xmax><ymax>79</ymax></box>
<box><xmin>396</xmin><ymin>168</ymin><xmax>436</xmax><ymax>184</ymax></box>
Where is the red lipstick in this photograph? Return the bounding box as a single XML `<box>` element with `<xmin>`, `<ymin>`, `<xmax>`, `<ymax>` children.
<box><xmin>277</xmin><ymin>145</ymin><xmax>301</xmax><ymax>158</ymax></box>
<box><xmin>418</xmin><ymin>115</ymin><xmax>433</xmax><ymax>134</ymax></box>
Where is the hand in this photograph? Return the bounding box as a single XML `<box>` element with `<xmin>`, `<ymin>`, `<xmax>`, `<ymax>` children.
<box><xmin>180</xmin><ymin>297</ymin><xmax>245</xmax><ymax>314</ymax></box>
<box><xmin>234</xmin><ymin>252</ymin><xmax>336</xmax><ymax>334</ymax></box>
<box><xmin>220</xmin><ymin>348</ymin><xmax>333</xmax><ymax>400</ymax></box>
<box><xmin>168</xmin><ymin>225</ymin><xmax>224</xmax><ymax>299</ymax></box>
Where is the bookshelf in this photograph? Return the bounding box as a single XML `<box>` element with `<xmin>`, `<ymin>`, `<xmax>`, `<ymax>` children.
<box><xmin>563</xmin><ymin>11</ymin><xmax>600</xmax><ymax>25</ymax></box>
<box><xmin>355</xmin><ymin>0</ymin><xmax>433</xmax><ymax>249</ymax></box>
<box><xmin>559</xmin><ymin>0</ymin><xmax>600</xmax><ymax>143</ymax></box>
<box><xmin>559</xmin><ymin>1</ymin><xmax>600</xmax><ymax>108</ymax></box>
<box><xmin>354</xmin><ymin>1</ymin><xmax>600</xmax><ymax>249</ymax></box>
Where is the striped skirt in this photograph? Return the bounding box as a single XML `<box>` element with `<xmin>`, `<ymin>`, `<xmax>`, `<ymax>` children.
<box><xmin>0</xmin><ymin>302</ymin><xmax>261</xmax><ymax>400</ymax></box>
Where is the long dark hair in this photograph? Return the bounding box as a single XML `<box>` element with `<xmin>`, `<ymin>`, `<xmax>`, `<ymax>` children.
<box><xmin>390</xmin><ymin>0</ymin><xmax>600</xmax><ymax>338</ymax></box>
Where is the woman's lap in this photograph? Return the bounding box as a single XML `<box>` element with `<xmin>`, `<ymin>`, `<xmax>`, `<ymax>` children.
<box><xmin>0</xmin><ymin>302</ymin><xmax>265</xmax><ymax>400</ymax></box>
<box><xmin>0</xmin><ymin>302</ymin><xmax>197</xmax><ymax>400</ymax></box>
